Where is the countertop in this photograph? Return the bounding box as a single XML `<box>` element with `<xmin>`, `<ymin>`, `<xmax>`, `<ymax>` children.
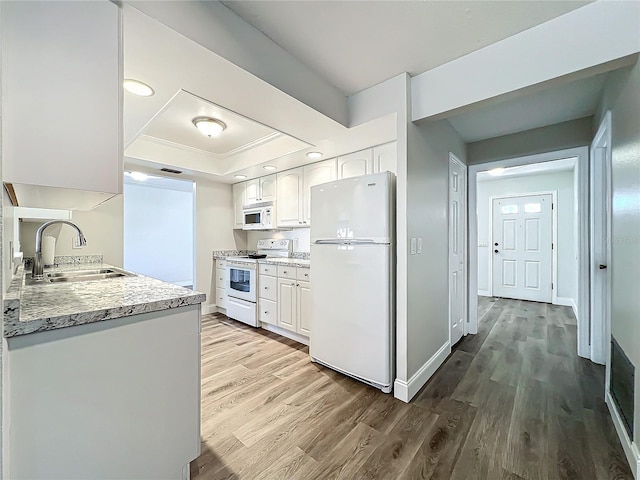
<box><xmin>4</xmin><ymin>263</ymin><xmax>206</xmax><ymax>338</ymax></box>
<box><xmin>257</xmin><ymin>258</ymin><xmax>310</xmax><ymax>268</ymax></box>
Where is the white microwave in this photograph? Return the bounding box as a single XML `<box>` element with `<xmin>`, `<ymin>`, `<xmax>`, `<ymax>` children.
<box><xmin>243</xmin><ymin>203</ymin><xmax>274</xmax><ymax>230</ymax></box>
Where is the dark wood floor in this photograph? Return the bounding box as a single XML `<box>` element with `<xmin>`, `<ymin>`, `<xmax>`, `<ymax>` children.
<box><xmin>192</xmin><ymin>298</ymin><xmax>633</xmax><ymax>479</ymax></box>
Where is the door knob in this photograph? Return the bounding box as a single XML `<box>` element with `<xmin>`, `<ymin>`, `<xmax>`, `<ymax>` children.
<box><xmin>599</xmin><ymin>264</ymin><xmax>607</xmax><ymax>269</ymax></box>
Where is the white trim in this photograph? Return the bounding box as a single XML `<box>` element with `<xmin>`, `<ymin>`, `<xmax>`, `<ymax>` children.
<box><xmin>570</xmin><ymin>298</ymin><xmax>579</xmax><ymax>323</ymax></box>
<box><xmin>606</xmin><ymin>392</ymin><xmax>640</xmax><ymax>479</ymax></box>
<box><xmin>555</xmin><ymin>297</ymin><xmax>574</xmax><ymax>307</ymax></box>
<box><xmin>468</xmin><ymin>146</ymin><xmax>589</xmax><ymax>351</ymax></box>
<box><xmin>393</xmin><ymin>341</ymin><xmax>450</xmax><ymax>403</ymax></box>
<box><xmin>448</xmin><ymin>153</ymin><xmax>468</xmax><ymax>345</ymax></box>
<box><xmin>590</xmin><ymin>110</ymin><xmax>613</xmax><ymax>367</ymax></box>
<box><xmin>478</xmin><ymin>289</ymin><xmax>491</xmax><ymax>297</ymax></box>
<box><xmin>260</xmin><ymin>323</ymin><xmax>309</xmax><ymax>345</ymax></box>
<box><xmin>487</xmin><ymin>190</ymin><xmax>557</xmax><ymax>304</ymax></box>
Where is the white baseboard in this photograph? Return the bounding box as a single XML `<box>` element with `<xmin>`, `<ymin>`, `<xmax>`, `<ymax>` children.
<box><xmin>201</xmin><ymin>303</ymin><xmax>217</xmax><ymax>315</ymax></box>
<box><xmin>260</xmin><ymin>323</ymin><xmax>309</xmax><ymax>345</ymax></box>
<box><xmin>554</xmin><ymin>296</ymin><xmax>574</xmax><ymax>307</ymax></box>
<box><xmin>394</xmin><ymin>341</ymin><xmax>451</xmax><ymax>403</ymax></box>
<box><xmin>606</xmin><ymin>391</ymin><xmax>640</xmax><ymax>479</ymax></box>
<box><xmin>478</xmin><ymin>290</ymin><xmax>491</xmax><ymax>297</ymax></box>
<box><xmin>570</xmin><ymin>298</ymin><xmax>579</xmax><ymax>322</ymax></box>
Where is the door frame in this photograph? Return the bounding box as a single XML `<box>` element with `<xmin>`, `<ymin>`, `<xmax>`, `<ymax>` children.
<box><xmin>487</xmin><ymin>190</ymin><xmax>558</xmax><ymax>303</ymax></box>
<box><xmin>448</xmin><ymin>153</ymin><xmax>468</xmax><ymax>344</ymax></box>
<box><xmin>468</xmin><ymin>146</ymin><xmax>589</xmax><ymax>355</ymax></box>
<box><xmin>590</xmin><ymin>111</ymin><xmax>612</xmax><ymax>369</ymax></box>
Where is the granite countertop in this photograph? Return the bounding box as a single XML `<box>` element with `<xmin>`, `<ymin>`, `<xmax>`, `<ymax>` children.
<box><xmin>4</xmin><ymin>263</ymin><xmax>206</xmax><ymax>338</ymax></box>
<box><xmin>257</xmin><ymin>258</ymin><xmax>310</xmax><ymax>268</ymax></box>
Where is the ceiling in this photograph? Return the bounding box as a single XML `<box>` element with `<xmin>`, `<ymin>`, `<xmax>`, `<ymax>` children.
<box><xmin>222</xmin><ymin>1</ymin><xmax>591</xmax><ymax>95</ymax></box>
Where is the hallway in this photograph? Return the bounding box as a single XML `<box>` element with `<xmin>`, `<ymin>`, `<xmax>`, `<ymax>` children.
<box><xmin>192</xmin><ymin>298</ymin><xmax>632</xmax><ymax>479</ymax></box>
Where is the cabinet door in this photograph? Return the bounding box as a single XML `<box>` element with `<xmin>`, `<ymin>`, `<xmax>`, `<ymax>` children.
<box><xmin>232</xmin><ymin>182</ymin><xmax>246</xmax><ymax>229</ymax></box>
<box><xmin>277</xmin><ymin>278</ymin><xmax>297</xmax><ymax>332</ymax></box>
<box><xmin>373</xmin><ymin>142</ymin><xmax>397</xmax><ymax>175</ymax></box>
<box><xmin>276</xmin><ymin>168</ymin><xmax>304</xmax><ymax>227</ymax></box>
<box><xmin>245</xmin><ymin>179</ymin><xmax>260</xmax><ymax>205</ymax></box>
<box><xmin>2</xmin><ymin>2</ymin><xmax>122</xmax><ymax>203</ymax></box>
<box><xmin>215</xmin><ymin>287</ymin><xmax>227</xmax><ymax>309</ymax></box>
<box><xmin>297</xmin><ymin>281</ymin><xmax>311</xmax><ymax>337</ymax></box>
<box><xmin>337</xmin><ymin>149</ymin><xmax>373</xmax><ymax>179</ymax></box>
<box><xmin>259</xmin><ymin>174</ymin><xmax>277</xmax><ymax>203</ymax></box>
<box><xmin>303</xmin><ymin>159</ymin><xmax>337</xmax><ymax>223</ymax></box>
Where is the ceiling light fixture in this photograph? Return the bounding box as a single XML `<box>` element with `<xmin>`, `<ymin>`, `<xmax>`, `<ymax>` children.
<box><xmin>234</xmin><ymin>175</ymin><xmax>247</xmax><ymax>180</ymax></box>
<box><xmin>192</xmin><ymin>116</ymin><xmax>226</xmax><ymax>137</ymax></box>
<box><xmin>306</xmin><ymin>151</ymin><xmax>323</xmax><ymax>159</ymax></box>
<box><xmin>263</xmin><ymin>165</ymin><xmax>277</xmax><ymax>171</ymax></box>
<box><xmin>123</xmin><ymin>79</ymin><xmax>155</xmax><ymax>97</ymax></box>
<box><xmin>488</xmin><ymin>167</ymin><xmax>506</xmax><ymax>176</ymax></box>
<box><xmin>128</xmin><ymin>171</ymin><xmax>149</xmax><ymax>182</ymax></box>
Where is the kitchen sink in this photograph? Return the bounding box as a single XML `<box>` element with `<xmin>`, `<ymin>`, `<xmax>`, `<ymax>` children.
<box><xmin>25</xmin><ymin>268</ymin><xmax>134</xmax><ymax>285</ymax></box>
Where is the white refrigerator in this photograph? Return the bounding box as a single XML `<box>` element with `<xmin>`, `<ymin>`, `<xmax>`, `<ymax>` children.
<box><xmin>310</xmin><ymin>171</ymin><xmax>395</xmax><ymax>393</ymax></box>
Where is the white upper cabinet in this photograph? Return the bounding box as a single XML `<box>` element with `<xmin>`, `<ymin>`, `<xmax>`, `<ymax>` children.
<box><xmin>373</xmin><ymin>142</ymin><xmax>397</xmax><ymax>175</ymax></box>
<box><xmin>232</xmin><ymin>182</ymin><xmax>246</xmax><ymax>229</ymax></box>
<box><xmin>337</xmin><ymin>149</ymin><xmax>374</xmax><ymax>179</ymax></box>
<box><xmin>303</xmin><ymin>159</ymin><xmax>337</xmax><ymax>223</ymax></box>
<box><xmin>1</xmin><ymin>1</ymin><xmax>123</xmax><ymax>210</ymax></box>
<box><xmin>259</xmin><ymin>174</ymin><xmax>277</xmax><ymax>203</ymax></box>
<box><xmin>244</xmin><ymin>179</ymin><xmax>260</xmax><ymax>205</ymax></box>
<box><xmin>276</xmin><ymin>168</ymin><xmax>304</xmax><ymax>227</ymax></box>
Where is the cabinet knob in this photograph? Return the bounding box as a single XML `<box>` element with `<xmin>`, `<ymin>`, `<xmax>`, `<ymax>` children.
<box><xmin>283</xmin><ymin>270</ymin><xmax>288</xmax><ymax>274</ymax></box>
<box><xmin>264</xmin><ymin>311</ymin><xmax>269</xmax><ymax>314</ymax></box>
<box><xmin>264</xmin><ymin>286</ymin><xmax>269</xmax><ymax>290</ymax></box>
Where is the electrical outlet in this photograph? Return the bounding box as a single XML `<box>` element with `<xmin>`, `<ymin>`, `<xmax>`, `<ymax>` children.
<box><xmin>293</xmin><ymin>238</ymin><xmax>299</xmax><ymax>250</ymax></box>
<box><xmin>410</xmin><ymin>237</ymin><xmax>417</xmax><ymax>255</ymax></box>
<box><xmin>417</xmin><ymin>237</ymin><xmax>423</xmax><ymax>254</ymax></box>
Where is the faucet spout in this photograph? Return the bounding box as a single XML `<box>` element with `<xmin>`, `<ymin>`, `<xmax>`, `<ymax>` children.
<box><xmin>32</xmin><ymin>221</ymin><xmax>87</xmax><ymax>279</ymax></box>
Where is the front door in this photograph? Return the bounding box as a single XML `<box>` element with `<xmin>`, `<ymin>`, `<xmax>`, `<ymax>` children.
<box><xmin>492</xmin><ymin>194</ymin><xmax>553</xmax><ymax>302</ymax></box>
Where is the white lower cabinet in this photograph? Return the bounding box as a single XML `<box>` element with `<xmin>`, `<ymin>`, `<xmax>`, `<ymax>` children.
<box><xmin>259</xmin><ymin>265</ymin><xmax>311</xmax><ymax>338</ymax></box>
<box><xmin>215</xmin><ymin>288</ymin><xmax>227</xmax><ymax>309</ymax></box>
<box><xmin>215</xmin><ymin>261</ymin><xmax>228</xmax><ymax>310</ymax></box>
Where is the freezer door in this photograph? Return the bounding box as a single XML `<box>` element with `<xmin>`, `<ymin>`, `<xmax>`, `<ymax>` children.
<box><xmin>310</xmin><ymin>172</ymin><xmax>393</xmax><ymax>244</ymax></box>
<box><xmin>310</xmin><ymin>243</ymin><xmax>393</xmax><ymax>388</ymax></box>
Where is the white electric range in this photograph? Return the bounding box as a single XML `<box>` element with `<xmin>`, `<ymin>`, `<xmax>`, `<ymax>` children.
<box><xmin>225</xmin><ymin>239</ymin><xmax>292</xmax><ymax>327</ymax></box>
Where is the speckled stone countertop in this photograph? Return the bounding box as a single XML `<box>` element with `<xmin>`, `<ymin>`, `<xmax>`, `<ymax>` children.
<box><xmin>4</xmin><ymin>263</ymin><xmax>206</xmax><ymax>338</ymax></box>
<box><xmin>257</xmin><ymin>258</ymin><xmax>310</xmax><ymax>268</ymax></box>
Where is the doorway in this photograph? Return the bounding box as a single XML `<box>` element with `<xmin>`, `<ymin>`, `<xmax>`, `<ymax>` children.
<box><xmin>124</xmin><ymin>172</ymin><xmax>196</xmax><ymax>287</ymax></box>
<box><xmin>491</xmin><ymin>192</ymin><xmax>554</xmax><ymax>303</ymax></box>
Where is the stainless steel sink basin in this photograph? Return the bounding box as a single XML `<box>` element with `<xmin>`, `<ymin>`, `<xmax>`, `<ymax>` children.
<box><xmin>26</xmin><ymin>267</ymin><xmax>134</xmax><ymax>285</ymax></box>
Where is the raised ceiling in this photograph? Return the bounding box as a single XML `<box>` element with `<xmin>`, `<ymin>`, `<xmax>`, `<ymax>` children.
<box><xmin>222</xmin><ymin>0</ymin><xmax>591</xmax><ymax>95</ymax></box>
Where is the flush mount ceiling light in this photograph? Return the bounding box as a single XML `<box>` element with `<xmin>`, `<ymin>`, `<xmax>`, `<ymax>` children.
<box><xmin>306</xmin><ymin>152</ymin><xmax>323</xmax><ymax>159</ymax></box>
<box><xmin>263</xmin><ymin>165</ymin><xmax>277</xmax><ymax>171</ymax></box>
<box><xmin>123</xmin><ymin>79</ymin><xmax>155</xmax><ymax>97</ymax></box>
<box><xmin>126</xmin><ymin>171</ymin><xmax>149</xmax><ymax>182</ymax></box>
<box><xmin>234</xmin><ymin>174</ymin><xmax>247</xmax><ymax>180</ymax></box>
<box><xmin>488</xmin><ymin>167</ymin><xmax>506</xmax><ymax>176</ymax></box>
<box><xmin>192</xmin><ymin>116</ymin><xmax>226</xmax><ymax>137</ymax></box>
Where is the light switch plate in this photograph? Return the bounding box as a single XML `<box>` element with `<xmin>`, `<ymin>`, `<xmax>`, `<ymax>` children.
<box><xmin>410</xmin><ymin>237</ymin><xmax>417</xmax><ymax>255</ymax></box>
<box><xmin>417</xmin><ymin>237</ymin><xmax>423</xmax><ymax>254</ymax></box>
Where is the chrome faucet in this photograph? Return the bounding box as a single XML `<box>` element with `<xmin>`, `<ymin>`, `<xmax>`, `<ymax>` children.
<box><xmin>32</xmin><ymin>220</ymin><xmax>87</xmax><ymax>279</ymax></box>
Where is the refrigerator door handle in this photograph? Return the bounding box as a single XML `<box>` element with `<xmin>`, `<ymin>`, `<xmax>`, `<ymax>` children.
<box><xmin>314</xmin><ymin>239</ymin><xmax>376</xmax><ymax>245</ymax></box>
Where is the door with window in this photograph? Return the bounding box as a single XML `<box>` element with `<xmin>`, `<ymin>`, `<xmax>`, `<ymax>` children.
<box><xmin>492</xmin><ymin>194</ymin><xmax>552</xmax><ymax>302</ymax></box>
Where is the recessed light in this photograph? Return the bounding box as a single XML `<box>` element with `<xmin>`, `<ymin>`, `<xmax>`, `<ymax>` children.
<box><xmin>306</xmin><ymin>152</ymin><xmax>323</xmax><ymax>159</ymax></box>
<box><xmin>128</xmin><ymin>171</ymin><xmax>149</xmax><ymax>182</ymax></box>
<box><xmin>123</xmin><ymin>79</ymin><xmax>155</xmax><ymax>97</ymax></box>
<box><xmin>488</xmin><ymin>167</ymin><xmax>506</xmax><ymax>176</ymax></box>
<box><xmin>192</xmin><ymin>116</ymin><xmax>226</xmax><ymax>137</ymax></box>
<box><xmin>263</xmin><ymin>165</ymin><xmax>277</xmax><ymax>171</ymax></box>
<box><xmin>234</xmin><ymin>175</ymin><xmax>247</xmax><ymax>180</ymax></box>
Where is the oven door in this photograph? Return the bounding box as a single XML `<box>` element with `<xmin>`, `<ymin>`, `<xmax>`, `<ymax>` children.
<box><xmin>243</xmin><ymin>208</ymin><xmax>263</xmax><ymax>230</ymax></box>
<box><xmin>226</xmin><ymin>263</ymin><xmax>256</xmax><ymax>302</ymax></box>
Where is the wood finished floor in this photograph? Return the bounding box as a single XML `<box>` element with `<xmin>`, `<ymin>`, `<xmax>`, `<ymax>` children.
<box><xmin>192</xmin><ymin>298</ymin><xmax>633</xmax><ymax>480</ymax></box>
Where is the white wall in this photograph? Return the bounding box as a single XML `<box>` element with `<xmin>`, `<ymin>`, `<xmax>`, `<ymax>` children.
<box><xmin>20</xmin><ymin>195</ymin><xmax>124</xmax><ymax>267</ymax></box>
<box><xmin>468</xmin><ymin>117</ymin><xmax>593</xmax><ymax>165</ymax></box>
<box><xmin>596</xmin><ymin>60</ymin><xmax>640</xmax><ymax>458</ymax></box>
<box><xmin>247</xmin><ymin>228</ymin><xmax>310</xmax><ymax>253</ymax></box>
<box><xmin>124</xmin><ymin>178</ymin><xmax>194</xmax><ymax>286</ymax></box>
<box><xmin>195</xmin><ymin>178</ymin><xmax>246</xmax><ymax>312</ymax></box>
<box><xmin>476</xmin><ymin>171</ymin><xmax>576</xmax><ymax>302</ymax></box>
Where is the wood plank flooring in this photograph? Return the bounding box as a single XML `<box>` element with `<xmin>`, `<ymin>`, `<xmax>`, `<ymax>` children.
<box><xmin>192</xmin><ymin>298</ymin><xmax>633</xmax><ymax>479</ymax></box>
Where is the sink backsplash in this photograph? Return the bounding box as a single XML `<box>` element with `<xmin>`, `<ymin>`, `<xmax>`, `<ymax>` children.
<box><xmin>23</xmin><ymin>254</ymin><xmax>104</xmax><ymax>270</ymax></box>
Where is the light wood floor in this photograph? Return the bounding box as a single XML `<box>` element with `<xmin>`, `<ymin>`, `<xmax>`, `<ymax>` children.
<box><xmin>191</xmin><ymin>298</ymin><xmax>633</xmax><ymax>479</ymax></box>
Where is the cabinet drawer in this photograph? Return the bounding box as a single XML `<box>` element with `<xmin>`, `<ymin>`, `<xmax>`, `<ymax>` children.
<box><xmin>215</xmin><ymin>287</ymin><xmax>227</xmax><ymax>309</ymax></box>
<box><xmin>277</xmin><ymin>265</ymin><xmax>296</xmax><ymax>280</ymax></box>
<box><xmin>296</xmin><ymin>268</ymin><xmax>310</xmax><ymax>281</ymax></box>
<box><xmin>216</xmin><ymin>260</ymin><xmax>227</xmax><ymax>270</ymax></box>
<box><xmin>259</xmin><ymin>275</ymin><xmax>277</xmax><ymax>301</ymax></box>
<box><xmin>259</xmin><ymin>298</ymin><xmax>277</xmax><ymax>326</ymax></box>
<box><xmin>259</xmin><ymin>263</ymin><xmax>277</xmax><ymax>276</ymax></box>
<box><xmin>216</xmin><ymin>268</ymin><xmax>225</xmax><ymax>286</ymax></box>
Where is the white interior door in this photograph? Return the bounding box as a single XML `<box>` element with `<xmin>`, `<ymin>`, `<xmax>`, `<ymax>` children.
<box><xmin>492</xmin><ymin>194</ymin><xmax>553</xmax><ymax>302</ymax></box>
<box><xmin>449</xmin><ymin>155</ymin><xmax>466</xmax><ymax>345</ymax></box>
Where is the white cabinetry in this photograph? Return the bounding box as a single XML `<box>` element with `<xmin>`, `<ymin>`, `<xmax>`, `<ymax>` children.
<box><xmin>258</xmin><ymin>264</ymin><xmax>278</xmax><ymax>326</ymax></box>
<box><xmin>277</xmin><ymin>278</ymin><xmax>297</xmax><ymax>332</ymax></box>
<box><xmin>245</xmin><ymin>174</ymin><xmax>276</xmax><ymax>206</ymax></box>
<box><xmin>215</xmin><ymin>260</ymin><xmax>228</xmax><ymax>310</ymax></box>
<box><xmin>303</xmin><ymin>159</ymin><xmax>337</xmax><ymax>223</ymax></box>
<box><xmin>232</xmin><ymin>183</ymin><xmax>246</xmax><ymax>229</ymax></box>
<box><xmin>297</xmin><ymin>281</ymin><xmax>311</xmax><ymax>336</ymax></box>
<box><xmin>276</xmin><ymin>168</ymin><xmax>304</xmax><ymax>227</ymax></box>
<box><xmin>245</xmin><ymin>179</ymin><xmax>259</xmax><ymax>205</ymax></box>
<box><xmin>1</xmin><ymin>1</ymin><xmax>123</xmax><ymax>210</ymax></box>
<box><xmin>373</xmin><ymin>142</ymin><xmax>397</xmax><ymax>175</ymax></box>
<box><xmin>337</xmin><ymin>149</ymin><xmax>374</xmax><ymax>179</ymax></box>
